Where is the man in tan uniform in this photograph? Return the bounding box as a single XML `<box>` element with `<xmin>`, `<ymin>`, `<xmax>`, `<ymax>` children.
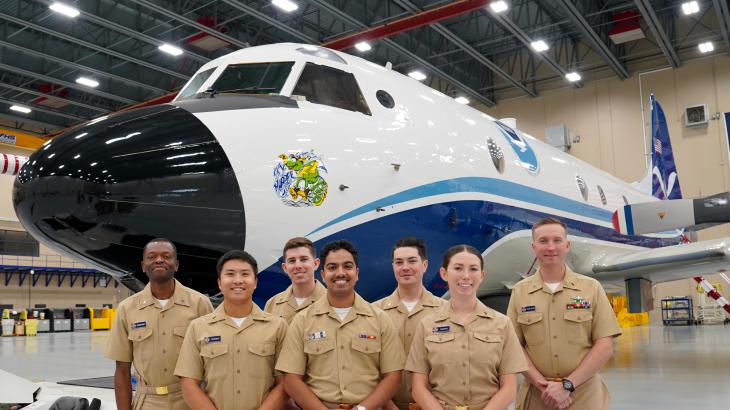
<box><xmin>265</xmin><ymin>237</ymin><xmax>327</xmax><ymax>323</ymax></box>
<box><xmin>372</xmin><ymin>237</ymin><xmax>443</xmax><ymax>410</ymax></box>
<box><xmin>507</xmin><ymin>218</ymin><xmax>622</xmax><ymax>410</ymax></box>
<box><xmin>106</xmin><ymin>238</ymin><xmax>214</xmax><ymax>410</ymax></box>
<box><xmin>276</xmin><ymin>240</ymin><xmax>405</xmax><ymax>410</ymax></box>
<box><xmin>175</xmin><ymin>250</ymin><xmax>288</xmax><ymax>410</ymax></box>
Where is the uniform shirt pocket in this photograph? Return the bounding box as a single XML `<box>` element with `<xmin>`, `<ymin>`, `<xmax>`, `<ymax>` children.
<box><xmin>425</xmin><ymin>332</ymin><xmax>456</xmax><ymax>364</ymax></box>
<box><xmin>200</xmin><ymin>344</ymin><xmax>229</xmax><ymax>379</ymax></box>
<box><xmin>303</xmin><ymin>339</ymin><xmax>336</xmax><ymax>377</ymax></box>
<box><xmin>248</xmin><ymin>342</ymin><xmax>276</xmax><ymax>379</ymax></box>
<box><xmin>172</xmin><ymin>326</ymin><xmax>187</xmax><ymax>356</ymax></box>
<box><xmin>472</xmin><ymin>332</ymin><xmax>503</xmax><ymax>364</ymax></box>
<box><xmin>517</xmin><ymin>312</ymin><xmax>545</xmax><ymax>346</ymax></box>
<box><xmin>564</xmin><ymin>311</ymin><xmax>593</xmax><ymax>346</ymax></box>
<box><xmin>350</xmin><ymin>338</ymin><xmax>382</xmax><ymax>375</ymax></box>
<box><xmin>128</xmin><ymin>328</ymin><xmax>154</xmax><ymax>362</ymax></box>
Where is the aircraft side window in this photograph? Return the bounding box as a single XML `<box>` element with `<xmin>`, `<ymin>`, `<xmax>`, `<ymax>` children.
<box><xmin>210</xmin><ymin>62</ymin><xmax>294</xmax><ymax>95</ymax></box>
<box><xmin>576</xmin><ymin>175</ymin><xmax>589</xmax><ymax>201</ymax></box>
<box><xmin>597</xmin><ymin>185</ymin><xmax>607</xmax><ymax>205</ymax></box>
<box><xmin>292</xmin><ymin>63</ymin><xmax>372</xmax><ymax>115</ymax></box>
<box><xmin>487</xmin><ymin>138</ymin><xmax>504</xmax><ymax>174</ymax></box>
<box><xmin>177</xmin><ymin>67</ymin><xmax>217</xmax><ymax>100</ymax></box>
<box><xmin>376</xmin><ymin>90</ymin><xmax>394</xmax><ymax>108</ymax></box>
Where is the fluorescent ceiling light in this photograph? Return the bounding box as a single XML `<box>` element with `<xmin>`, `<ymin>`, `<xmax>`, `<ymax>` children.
<box><xmin>455</xmin><ymin>96</ymin><xmax>470</xmax><ymax>105</ymax></box>
<box><xmin>49</xmin><ymin>2</ymin><xmax>80</xmax><ymax>18</ymax></box>
<box><xmin>76</xmin><ymin>77</ymin><xmax>99</xmax><ymax>88</ymax></box>
<box><xmin>681</xmin><ymin>1</ymin><xmax>699</xmax><ymax>15</ymax></box>
<box><xmin>10</xmin><ymin>105</ymin><xmax>32</xmax><ymax>114</ymax></box>
<box><xmin>158</xmin><ymin>43</ymin><xmax>183</xmax><ymax>56</ymax></box>
<box><xmin>698</xmin><ymin>41</ymin><xmax>714</xmax><ymax>53</ymax></box>
<box><xmin>490</xmin><ymin>1</ymin><xmax>509</xmax><ymax>13</ymax></box>
<box><xmin>565</xmin><ymin>72</ymin><xmax>582</xmax><ymax>82</ymax></box>
<box><xmin>272</xmin><ymin>0</ymin><xmax>298</xmax><ymax>12</ymax></box>
<box><xmin>354</xmin><ymin>41</ymin><xmax>372</xmax><ymax>52</ymax></box>
<box><xmin>408</xmin><ymin>70</ymin><xmax>427</xmax><ymax>81</ymax></box>
<box><xmin>531</xmin><ymin>40</ymin><xmax>549</xmax><ymax>52</ymax></box>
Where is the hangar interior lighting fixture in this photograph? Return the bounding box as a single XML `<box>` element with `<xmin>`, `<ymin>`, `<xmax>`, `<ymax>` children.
<box><xmin>455</xmin><ymin>96</ymin><xmax>470</xmax><ymax>105</ymax></box>
<box><xmin>490</xmin><ymin>1</ymin><xmax>509</xmax><ymax>13</ymax></box>
<box><xmin>76</xmin><ymin>77</ymin><xmax>99</xmax><ymax>88</ymax></box>
<box><xmin>9</xmin><ymin>105</ymin><xmax>32</xmax><ymax>114</ymax></box>
<box><xmin>408</xmin><ymin>71</ymin><xmax>427</xmax><ymax>81</ymax></box>
<box><xmin>49</xmin><ymin>2</ymin><xmax>80</xmax><ymax>18</ymax></box>
<box><xmin>272</xmin><ymin>0</ymin><xmax>298</xmax><ymax>12</ymax></box>
<box><xmin>159</xmin><ymin>43</ymin><xmax>183</xmax><ymax>56</ymax></box>
<box><xmin>698</xmin><ymin>41</ymin><xmax>714</xmax><ymax>53</ymax></box>
<box><xmin>531</xmin><ymin>40</ymin><xmax>549</xmax><ymax>52</ymax></box>
<box><xmin>681</xmin><ymin>1</ymin><xmax>700</xmax><ymax>15</ymax></box>
<box><xmin>565</xmin><ymin>72</ymin><xmax>582</xmax><ymax>82</ymax></box>
<box><xmin>355</xmin><ymin>41</ymin><xmax>372</xmax><ymax>52</ymax></box>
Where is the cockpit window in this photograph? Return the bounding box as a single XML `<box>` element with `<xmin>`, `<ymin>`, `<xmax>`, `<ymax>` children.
<box><xmin>177</xmin><ymin>67</ymin><xmax>216</xmax><ymax>100</ymax></box>
<box><xmin>292</xmin><ymin>63</ymin><xmax>371</xmax><ymax>115</ymax></box>
<box><xmin>209</xmin><ymin>62</ymin><xmax>294</xmax><ymax>95</ymax></box>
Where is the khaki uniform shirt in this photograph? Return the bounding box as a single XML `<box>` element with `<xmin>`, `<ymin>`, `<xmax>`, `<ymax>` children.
<box><xmin>174</xmin><ymin>303</ymin><xmax>287</xmax><ymax>410</ymax></box>
<box><xmin>373</xmin><ymin>288</ymin><xmax>444</xmax><ymax>408</ymax></box>
<box><xmin>507</xmin><ymin>267</ymin><xmax>622</xmax><ymax>410</ymax></box>
<box><xmin>264</xmin><ymin>280</ymin><xmax>327</xmax><ymax>323</ymax></box>
<box><xmin>105</xmin><ymin>280</ymin><xmax>213</xmax><ymax>409</ymax></box>
<box><xmin>275</xmin><ymin>293</ymin><xmax>405</xmax><ymax>405</ymax></box>
<box><xmin>405</xmin><ymin>301</ymin><xmax>528</xmax><ymax>409</ymax></box>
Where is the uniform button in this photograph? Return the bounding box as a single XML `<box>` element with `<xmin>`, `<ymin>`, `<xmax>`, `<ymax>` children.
<box><xmin>138</xmin><ymin>336</ymin><xmax>142</xmax><ymax>340</ymax></box>
<box><xmin>316</xmin><ymin>348</ymin><xmax>320</xmax><ymax>352</ymax></box>
<box><xmin>461</xmin><ymin>362</ymin><xmax>466</xmax><ymax>367</ymax></box>
<box><xmin>578</xmin><ymin>316</ymin><xmax>582</xmax><ymax>320</ymax></box>
<box><xmin>162</xmin><ymin>350</ymin><xmax>166</xmax><ymax>354</ymax></box>
<box><xmin>161</xmin><ymin>314</ymin><xmax>165</xmax><ymax>318</ymax></box>
<box><xmin>340</xmin><ymin>345</ymin><xmax>344</xmax><ymax>350</ymax></box>
<box><xmin>237</xmin><ymin>349</ymin><xmax>241</xmax><ymax>353</ymax></box>
<box><xmin>162</xmin><ymin>332</ymin><xmax>166</xmax><ymax>336</ymax></box>
<box><xmin>462</xmin><ymin>381</ymin><xmax>466</xmax><ymax>385</ymax></box>
<box><xmin>364</xmin><ymin>347</ymin><xmax>369</xmax><ymax>351</ymax></box>
<box><xmin>237</xmin><ymin>390</ymin><xmax>241</xmax><ymax>394</ymax></box>
<box><xmin>462</xmin><ymin>345</ymin><xmax>466</xmax><ymax>349</ymax></box>
<box><xmin>552</xmin><ymin>317</ymin><xmax>556</xmax><ymax>320</ymax></box>
<box><xmin>342</xmin><ymin>365</ymin><xmax>346</xmax><ymax>370</ymax></box>
<box><xmin>237</xmin><ymin>370</ymin><xmax>241</xmax><ymax>374</ymax></box>
<box><xmin>554</xmin><ymin>354</ymin><xmax>559</xmax><ymax>358</ymax></box>
<box><xmin>164</xmin><ymin>368</ymin><xmax>167</xmax><ymax>372</ymax></box>
<box><xmin>553</xmin><ymin>335</ymin><xmax>557</xmax><ymax>339</ymax></box>
<box><xmin>407</xmin><ymin>333</ymin><xmax>411</xmax><ymax>337</ymax></box>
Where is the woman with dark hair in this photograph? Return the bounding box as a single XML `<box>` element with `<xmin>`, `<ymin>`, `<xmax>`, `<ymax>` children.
<box><xmin>406</xmin><ymin>245</ymin><xmax>528</xmax><ymax>410</ymax></box>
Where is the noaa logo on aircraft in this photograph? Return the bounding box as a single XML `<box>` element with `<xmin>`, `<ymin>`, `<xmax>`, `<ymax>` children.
<box><xmin>273</xmin><ymin>150</ymin><xmax>329</xmax><ymax>207</ymax></box>
<box><xmin>494</xmin><ymin>121</ymin><xmax>539</xmax><ymax>175</ymax></box>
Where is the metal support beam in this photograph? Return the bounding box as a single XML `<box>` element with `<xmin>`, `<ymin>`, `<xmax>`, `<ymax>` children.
<box><xmin>219</xmin><ymin>0</ymin><xmax>317</xmax><ymax>43</ymax></box>
<box><xmin>487</xmin><ymin>8</ymin><xmax>583</xmax><ymax>87</ymax></box>
<box><xmin>129</xmin><ymin>0</ymin><xmax>256</xmax><ymax>49</ymax></box>
<box><xmin>555</xmin><ymin>0</ymin><xmax>628</xmax><ymax>79</ymax></box>
<box><xmin>0</xmin><ymin>96</ymin><xmax>85</xmax><ymax>121</ymax></box>
<box><xmin>0</xmin><ymin>62</ymin><xmax>135</xmax><ymax>105</ymax></box>
<box><xmin>713</xmin><ymin>0</ymin><xmax>730</xmax><ymax>54</ymax></box>
<box><xmin>309</xmin><ymin>0</ymin><xmax>494</xmax><ymax>106</ymax></box>
<box><xmin>0</xmin><ymin>112</ymin><xmax>63</xmax><ymax>131</ymax></box>
<box><xmin>0</xmin><ymin>82</ymin><xmax>110</xmax><ymax>113</ymax></box>
<box><xmin>322</xmin><ymin>0</ymin><xmax>490</xmax><ymax>50</ymax></box>
<box><xmin>391</xmin><ymin>0</ymin><xmax>536</xmax><ymax>97</ymax></box>
<box><xmin>634</xmin><ymin>0</ymin><xmax>680</xmax><ymax>68</ymax></box>
<box><xmin>0</xmin><ymin>11</ymin><xmax>190</xmax><ymax>80</ymax></box>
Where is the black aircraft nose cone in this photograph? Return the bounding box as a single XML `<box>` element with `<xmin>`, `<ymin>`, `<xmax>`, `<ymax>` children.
<box><xmin>13</xmin><ymin>105</ymin><xmax>245</xmax><ymax>295</ymax></box>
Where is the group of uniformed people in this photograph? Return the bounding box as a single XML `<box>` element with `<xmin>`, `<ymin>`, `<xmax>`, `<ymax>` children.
<box><xmin>106</xmin><ymin>217</ymin><xmax>622</xmax><ymax>410</ymax></box>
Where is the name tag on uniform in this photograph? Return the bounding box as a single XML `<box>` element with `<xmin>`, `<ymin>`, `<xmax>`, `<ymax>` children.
<box><xmin>567</xmin><ymin>296</ymin><xmax>591</xmax><ymax>310</ymax></box>
<box><xmin>131</xmin><ymin>321</ymin><xmax>146</xmax><ymax>329</ymax></box>
<box><xmin>521</xmin><ymin>305</ymin><xmax>536</xmax><ymax>313</ymax></box>
<box><xmin>203</xmin><ymin>335</ymin><xmax>222</xmax><ymax>343</ymax></box>
<box><xmin>358</xmin><ymin>334</ymin><xmax>377</xmax><ymax>340</ymax></box>
<box><xmin>432</xmin><ymin>325</ymin><xmax>450</xmax><ymax>333</ymax></box>
<box><xmin>307</xmin><ymin>330</ymin><xmax>326</xmax><ymax>341</ymax></box>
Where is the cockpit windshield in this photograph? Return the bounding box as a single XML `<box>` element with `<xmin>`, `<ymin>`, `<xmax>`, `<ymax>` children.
<box><xmin>209</xmin><ymin>62</ymin><xmax>294</xmax><ymax>96</ymax></box>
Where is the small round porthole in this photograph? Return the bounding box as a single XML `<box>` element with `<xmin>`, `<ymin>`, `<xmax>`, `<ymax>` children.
<box><xmin>376</xmin><ymin>90</ymin><xmax>394</xmax><ymax>108</ymax></box>
<box><xmin>487</xmin><ymin>138</ymin><xmax>504</xmax><ymax>174</ymax></box>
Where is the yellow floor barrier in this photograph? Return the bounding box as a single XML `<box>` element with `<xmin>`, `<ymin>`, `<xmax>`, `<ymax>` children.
<box><xmin>610</xmin><ymin>295</ymin><xmax>649</xmax><ymax>328</ymax></box>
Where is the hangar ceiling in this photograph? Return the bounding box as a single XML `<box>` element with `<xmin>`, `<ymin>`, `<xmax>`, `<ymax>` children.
<box><xmin>0</xmin><ymin>0</ymin><xmax>728</xmax><ymax>136</ymax></box>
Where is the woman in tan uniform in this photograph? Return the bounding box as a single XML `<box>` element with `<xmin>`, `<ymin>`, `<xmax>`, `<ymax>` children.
<box><xmin>406</xmin><ymin>245</ymin><xmax>528</xmax><ymax>410</ymax></box>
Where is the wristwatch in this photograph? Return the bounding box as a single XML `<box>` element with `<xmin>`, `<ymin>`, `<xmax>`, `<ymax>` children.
<box><xmin>562</xmin><ymin>378</ymin><xmax>575</xmax><ymax>393</ymax></box>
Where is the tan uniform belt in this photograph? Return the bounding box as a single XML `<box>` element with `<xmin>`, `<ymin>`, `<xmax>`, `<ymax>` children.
<box><xmin>545</xmin><ymin>377</ymin><xmax>564</xmax><ymax>382</ymax></box>
<box><xmin>321</xmin><ymin>403</ymin><xmax>355</xmax><ymax>409</ymax></box>
<box><xmin>136</xmin><ymin>382</ymin><xmax>181</xmax><ymax>395</ymax></box>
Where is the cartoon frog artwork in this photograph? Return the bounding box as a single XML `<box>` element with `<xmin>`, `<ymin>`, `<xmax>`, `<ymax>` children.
<box><xmin>273</xmin><ymin>150</ymin><xmax>328</xmax><ymax>207</ymax></box>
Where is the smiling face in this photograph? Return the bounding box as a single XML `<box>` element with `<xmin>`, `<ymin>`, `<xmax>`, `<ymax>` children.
<box><xmin>282</xmin><ymin>246</ymin><xmax>320</xmax><ymax>286</ymax></box>
<box><xmin>321</xmin><ymin>249</ymin><xmax>359</xmax><ymax>299</ymax></box>
<box><xmin>141</xmin><ymin>241</ymin><xmax>178</xmax><ymax>284</ymax></box>
<box><xmin>218</xmin><ymin>259</ymin><xmax>257</xmax><ymax>304</ymax></box>
<box><xmin>532</xmin><ymin>223</ymin><xmax>571</xmax><ymax>268</ymax></box>
<box><xmin>392</xmin><ymin>246</ymin><xmax>427</xmax><ymax>287</ymax></box>
<box><xmin>439</xmin><ymin>251</ymin><xmax>484</xmax><ymax>299</ymax></box>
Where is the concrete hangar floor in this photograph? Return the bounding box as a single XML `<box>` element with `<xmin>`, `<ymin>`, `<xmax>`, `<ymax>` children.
<box><xmin>2</xmin><ymin>325</ymin><xmax>729</xmax><ymax>409</ymax></box>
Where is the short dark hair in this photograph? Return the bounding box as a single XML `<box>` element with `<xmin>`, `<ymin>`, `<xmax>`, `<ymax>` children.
<box><xmin>283</xmin><ymin>237</ymin><xmax>317</xmax><ymax>259</ymax></box>
<box><xmin>441</xmin><ymin>244</ymin><xmax>483</xmax><ymax>270</ymax></box>
<box><xmin>143</xmin><ymin>238</ymin><xmax>177</xmax><ymax>257</ymax></box>
<box><xmin>392</xmin><ymin>237</ymin><xmax>427</xmax><ymax>260</ymax></box>
<box><xmin>320</xmin><ymin>240</ymin><xmax>358</xmax><ymax>267</ymax></box>
<box><xmin>216</xmin><ymin>250</ymin><xmax>258</xmax><ymax>278</ymax></box>
<box><xmin>532</xmin><ymin>217</ymin><xmax>568</xmax><ymax>238</ymax></box>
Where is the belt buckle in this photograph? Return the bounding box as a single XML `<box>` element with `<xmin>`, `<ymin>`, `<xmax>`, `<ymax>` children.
<box><xmin>338</xmin><ymin>405</ymin><xmax>353</xmax><ymax>409</ymax></box>
<box><xmin>155</xmin><ymin>386</ymin><xmax>169</xmax><ymax>395</ymax></box>
<box><xmin>455</xmin><ymin>406</ymin><xmax>468</xmax><ymax>410</ymax></box>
